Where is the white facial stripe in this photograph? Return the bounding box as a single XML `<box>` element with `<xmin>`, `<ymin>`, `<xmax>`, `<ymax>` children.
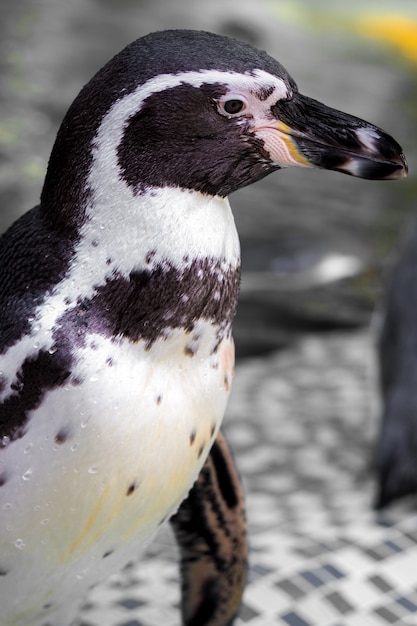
<box><xmin>94</xmin><ymin>68</ymin><xmax>288</xmax><ymax>156</ymax></box>
<box><xmin>71</xmin><ymin>70</ymin><xmax>261</xmax><ymax>290</ymax></box>
<box><xmin>89</xmin><ymin>68</ymin><xmax>288</xmax><ymax>216</ymax></box>
<box><xmin>82</xmin><ymin>68</ymin><xmax>283</xmax><ymax>276</ymax></box>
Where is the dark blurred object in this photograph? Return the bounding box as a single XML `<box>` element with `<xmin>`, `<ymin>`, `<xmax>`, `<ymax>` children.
<box><xmin>376</xmin><ymin>213</ymin><xmax>417</xmax><ymax>508</ymax></box>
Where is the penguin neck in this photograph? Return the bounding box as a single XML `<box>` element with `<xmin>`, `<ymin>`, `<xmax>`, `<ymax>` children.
<box><xmin>79</xmin><ymin>186</ymin><xmax>240</xmax><ymax>281</ymax></box>
<box><xmin>44</xmin><ymin>186</ymin><xmax>241</xmax><ymax>317</ymax></box>
<box><xmin>36</xmin><ymin>186</ymin><xmax>240</xmax><ymax>359</ymax></box>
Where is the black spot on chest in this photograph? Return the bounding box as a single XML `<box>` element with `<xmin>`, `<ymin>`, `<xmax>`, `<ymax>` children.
<box><xmin>56</xmin><ymin>257</ymin><xmax>240</xmax><ymax>350</ymax></box>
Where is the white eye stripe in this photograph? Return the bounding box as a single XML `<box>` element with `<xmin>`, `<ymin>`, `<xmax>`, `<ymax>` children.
<box><xmin>78</xmin><ymin>67</ymin><xmax>288</xmax><ymax>287</ymax></box>
<box><xmin>98</xmin><ymin>69</ymin><xmax>288</xmax><ymax>147</ymax></box>
<box><xmin>92</xmin><ymin>68</ymin><xmax>288</xmax><ymax>189</ymax></box>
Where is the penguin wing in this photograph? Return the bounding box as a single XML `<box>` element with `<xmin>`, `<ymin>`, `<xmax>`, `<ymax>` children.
<box><xmin>0</xmin><ymin>206</ymin><xmax>73</xmax><ymax>351</ymax></box>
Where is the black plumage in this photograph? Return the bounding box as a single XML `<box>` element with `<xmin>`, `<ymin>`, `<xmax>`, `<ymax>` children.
<box><xmin>377</xmin><ymin>218</ymin><xmax>417</xmax><ymax>508</ymax></box>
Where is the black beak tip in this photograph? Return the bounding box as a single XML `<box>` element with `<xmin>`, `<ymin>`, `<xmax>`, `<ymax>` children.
<box><xmin>357</xmin><ymin>153</ymin><xmax>408</xmax><ymax>181</ymax></box>
<box><xmin>357</xmin><ymin>130</ymin><xmax>408</xmax><ymax>181</ymax></box>
<box><xmin>334</xmin><ymin>133</ymin><xmax>408</xmax><ymax>181</ymax></box>
<box><xmin>398</xmin><ymin>151</ymin><xmax>408</xmax><ymax>177</ymax></box>
<box><xmin>390</xmin><ymin>154</ymin><xmax>408</xmax><ymax>180</ymax></box>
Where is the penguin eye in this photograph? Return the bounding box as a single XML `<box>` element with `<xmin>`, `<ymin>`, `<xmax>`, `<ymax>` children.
<box><xmin>218</xmin><ymin>97</ymin><xmax>248</xmax><ymax>117</ymax></box>
<box><xmin>224</xmin><ymin>99</ymin><xmax>245</xmax><ymax>114</ymax></box>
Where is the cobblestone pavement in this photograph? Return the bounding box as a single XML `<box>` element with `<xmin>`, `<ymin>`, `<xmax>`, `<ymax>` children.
<box><xmin>75</xmin><ymin>330</ymin><xmax>417</xmax><ymax>626</ymax></box>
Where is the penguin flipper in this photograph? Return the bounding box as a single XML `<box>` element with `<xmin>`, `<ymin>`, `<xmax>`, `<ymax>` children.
<box><xmin>170</xmin><ymin>430</ymin><xmax>247</xmax><ymax>626</ymax></box>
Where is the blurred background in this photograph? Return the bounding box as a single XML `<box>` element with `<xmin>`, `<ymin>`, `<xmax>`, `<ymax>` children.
<box><xmin>2</xmin><ymin>1</ymin><xmax>417</xmax><ymax>625</ymax></box>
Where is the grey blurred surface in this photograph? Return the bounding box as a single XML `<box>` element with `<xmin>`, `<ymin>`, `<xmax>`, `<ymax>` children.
<box><xmin>1</xmin><ymin>1</ymin><xmax>417</xmax><ymax>624</ymax></box>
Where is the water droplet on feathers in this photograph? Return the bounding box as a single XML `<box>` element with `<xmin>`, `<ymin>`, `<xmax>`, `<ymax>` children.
<box><xmin>22</xmin><ymin>468</ymin><xmax>33</xmax><ymax>481</ymax></box>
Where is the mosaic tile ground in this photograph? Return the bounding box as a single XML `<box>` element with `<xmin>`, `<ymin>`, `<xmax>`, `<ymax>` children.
<box><xmin>75</xmin><ymin>330</ymin><xmax>417</xmax><ymax>626</ymax></box>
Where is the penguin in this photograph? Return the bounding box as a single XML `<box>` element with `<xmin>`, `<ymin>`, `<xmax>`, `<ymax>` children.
<box><xmin>376</xmin><ymin>218</ymin><xmax>417</xmax><ymax>509</ymax></box>
<box><xmin>0</xmin><ymin>29</ymin><xmax>407</xmax><ymax>626</ymax></box>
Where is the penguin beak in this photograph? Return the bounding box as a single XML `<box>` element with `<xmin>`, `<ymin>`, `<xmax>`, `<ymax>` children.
<box><xmin>258</xmin><ymin>93</ymin><xmax>407</xmax><ymax>180</ymax></box>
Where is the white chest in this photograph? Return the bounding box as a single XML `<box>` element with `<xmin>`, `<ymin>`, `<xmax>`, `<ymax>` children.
<box><xmin>0</xmin><ymin>181</ymin><xmax>240</xmax><ymax>624</ymax></box>
<box><xmin>0</xmin><ymin>324</ymin><xmax>235</xmax><ymax>625</ymax></box>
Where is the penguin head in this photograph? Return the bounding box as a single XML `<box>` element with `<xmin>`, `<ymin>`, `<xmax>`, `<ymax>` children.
<box><xmin>41</xmin><ymin>29</ymin><xmax>407</xmax><ymax>226</ymax></box>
